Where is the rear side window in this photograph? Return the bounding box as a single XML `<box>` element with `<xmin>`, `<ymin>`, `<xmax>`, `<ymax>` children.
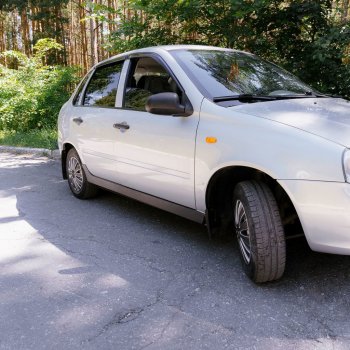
<box><xmin>83</xmin><ymin>61</ymin><xmax>123</xmax><ymax>107</ymax></box>
<box><xmin>72</xmin><ymin>72</ymin><xmax>91</xmax><ymax>106</ymax></box>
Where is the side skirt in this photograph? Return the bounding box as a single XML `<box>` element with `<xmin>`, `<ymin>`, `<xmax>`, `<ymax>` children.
<box><xmin>83</xmin><ymin>165</ymin><xmax>205</xmax><ymax>224</ymax></box>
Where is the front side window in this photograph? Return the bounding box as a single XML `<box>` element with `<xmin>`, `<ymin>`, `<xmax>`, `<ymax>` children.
<box><xmin>83</xmin><ymin>61</ymin><xmax>123</xmax><ymax>107</ymax></box>
<box><xmin>124</xmin><ymin>57</ymin><xmax>181</xmax><ymax>111</ymax></box>
<box><xmin>171</xmin><ymin>49</ymin><xmax>316</xmax><ymax>99</ymax></box>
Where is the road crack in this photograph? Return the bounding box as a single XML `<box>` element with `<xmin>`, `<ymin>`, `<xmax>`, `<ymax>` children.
<box><xmin>84</xmin><ymin>290</ymin><xmax>164</xmax><ymax>344</ymax></box>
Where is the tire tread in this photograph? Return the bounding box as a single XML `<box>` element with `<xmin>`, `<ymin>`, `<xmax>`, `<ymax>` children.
<box><xmin>234</xmin><ymin>181</ymin><xmax>286</xmax><ymax>283</ymax></box>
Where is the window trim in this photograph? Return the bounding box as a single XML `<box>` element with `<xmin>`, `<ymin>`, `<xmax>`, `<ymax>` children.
<box><xmin>81</xmin><ymin>59</ymin><xmax>125</xmax><ymax>109</ymax></box>
<box><xmin>115</xmin><ymin>59</ymin><xmax>131</xmax><ymax>108</ymax></box>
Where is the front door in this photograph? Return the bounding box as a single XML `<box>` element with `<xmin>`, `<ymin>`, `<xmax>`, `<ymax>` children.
<box><xmin>113</xmin><ymin>56</ymin><xmax>199</xmax><ymax>208</ymax></box>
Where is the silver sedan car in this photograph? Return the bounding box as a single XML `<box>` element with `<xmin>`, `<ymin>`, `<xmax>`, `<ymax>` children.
<box><xmin>58</xmin><ymin>45</ymin><xmax>350</xmax><ymax>283</ymax></box>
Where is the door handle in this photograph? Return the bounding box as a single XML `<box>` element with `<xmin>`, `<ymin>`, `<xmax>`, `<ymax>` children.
<box><xmin>73</xmin><ymin>117</ymin><xmax>83</xmax><ymax>125</ymax></box>
<box><xmin>113</xmin><ymin>122</ymin><xmax>130</xmax><ymax>131</ymax></box>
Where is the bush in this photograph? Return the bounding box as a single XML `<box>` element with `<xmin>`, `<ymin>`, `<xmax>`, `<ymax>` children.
<box><xmin>0</xmin><ymin>42</ymin><xmax>79</xmax><ymax>132</ymax></box>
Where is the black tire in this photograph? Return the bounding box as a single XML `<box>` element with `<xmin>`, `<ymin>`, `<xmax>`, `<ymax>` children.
<box><xmin>233</xmin><ymin>180</ymin><xmax>286</xmax><ymax>283</ymax></box>
<box><xmin>66</xmin><ymin>148</ymin><xmax>98</xmax><ymax>199</ymax></box>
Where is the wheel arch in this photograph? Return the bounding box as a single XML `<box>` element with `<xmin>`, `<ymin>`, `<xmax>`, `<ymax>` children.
<box><xmin>205</xmin><ymin>166</ymin><xmax>302</xmax><ymax>238</ymax></box>
<box><xmin>61</xmin><ymin>143</ymin><xmax>75</xmax><ymax>179</ymax></box>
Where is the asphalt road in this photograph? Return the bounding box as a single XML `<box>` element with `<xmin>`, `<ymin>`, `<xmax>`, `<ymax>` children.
<box><xmin>1</xmin><ymin>152</ymin><xmax>350</xmax><ymax>350</ymax></box>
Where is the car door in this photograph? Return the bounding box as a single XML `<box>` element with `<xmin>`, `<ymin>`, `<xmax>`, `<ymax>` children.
<box><xmin>71</xmin><ymin>60</ymin><xmax>124</xmax><ymax>183</ymax></box>
<box><xmin>113</xmin><ymin>56</ymin><xmax>200</xmax><ymax>208</ymax></box>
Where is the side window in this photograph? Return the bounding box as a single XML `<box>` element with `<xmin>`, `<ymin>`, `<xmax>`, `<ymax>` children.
<box><xmin>72</xmin><ymin>72</ymin><xmax>91</xmax><ymax>106</ymax></box>
<box><xmin>124</xmin><ymin>57</ymin><xmax>181</xmax><ymax>111</ymax></box>
<box><xmin>83</xmin><ymin>61</ymin><xmax>123</xmax><ymax>107</ymax></box>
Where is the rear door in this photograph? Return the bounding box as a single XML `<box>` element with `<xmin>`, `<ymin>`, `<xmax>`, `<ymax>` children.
<box><xmin>71</xmin><ymin>60</ymin><xmax>124</xmax><ymax>183</ymax></box>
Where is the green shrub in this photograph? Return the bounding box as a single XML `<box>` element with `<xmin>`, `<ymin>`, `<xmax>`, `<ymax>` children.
<box><xmin>0</xmin><ymin>42</ymin><xmax>79</xmax><ymax>132</ymax></box>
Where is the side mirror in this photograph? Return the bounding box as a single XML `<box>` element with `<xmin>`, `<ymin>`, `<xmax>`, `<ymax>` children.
<box><xmin>146</xmin><ymin>92</ymin><xmax>190</xmax><ymax>116</ymax></box>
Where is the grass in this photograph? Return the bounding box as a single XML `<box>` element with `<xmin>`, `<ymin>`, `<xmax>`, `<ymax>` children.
<box><xmin>0</xmin><ymin>129</ymin><xmax>58</xmax><ymax>150</ymax></box>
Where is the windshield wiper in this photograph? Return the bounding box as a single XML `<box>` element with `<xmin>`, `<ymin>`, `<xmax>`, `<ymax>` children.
<box><xmin>213</xmin><ymin>94</ymin><xmax>277</xmax><ymax>102</ymax></box>
<box><xmin>213</xmin><ymin>92</ymin><xmax>333</xmax><ymax>103</ymax></box>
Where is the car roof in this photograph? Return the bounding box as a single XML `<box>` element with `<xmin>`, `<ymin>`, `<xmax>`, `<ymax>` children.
<box><xmin>95</xmin><ymin>45</ymin><xmax>245</xmax><ymax>67</ymax></box>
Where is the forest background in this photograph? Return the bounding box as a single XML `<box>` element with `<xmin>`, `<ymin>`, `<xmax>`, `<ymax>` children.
<box><xmin>0</xmin><ymin>0</ymin><xmax>349</xmax><ymax>148</ymax></box>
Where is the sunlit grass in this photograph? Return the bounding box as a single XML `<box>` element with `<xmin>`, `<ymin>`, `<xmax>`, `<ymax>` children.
<box><xmin>0</xmin><ymin>129</ymin><xmax>58</xmax><ymax>150</ymax></box>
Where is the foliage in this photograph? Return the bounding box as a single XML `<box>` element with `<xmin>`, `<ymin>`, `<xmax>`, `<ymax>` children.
<box><xmin>251</xmin><ymin>1</ymin><xmax>350</xmax><ymax>97</ymax></box>
<box><xmin>33</xmin><ymin>38</ymin><xmax>64</xmax><ymax>65</ymax></box>
<box><xmin>0</xmin><ymin>39</ymin><xmax>79</xmax><ymax>131</ymax></box>
<box><xmin>0</xmin><ymin>1</ymin><xmax>349</xmax><ymax>137</ymax></box>
<box><xmin>0</xmin><ymin>129</ymin><xmax>58</xmax><ymax>149</ymax></box>
<box><xmin>97</xmin><ymin>0</ymin><xmax>350</xmax><ymax>98</ymax></box>
<box><xmin>0</xmin><ymin>50</ymin><xmax>29</xmax><ymax>69</ymax></box>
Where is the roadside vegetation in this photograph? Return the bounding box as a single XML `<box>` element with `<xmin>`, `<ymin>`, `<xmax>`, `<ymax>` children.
<box><xmin>0</xmin><ymin>129</ymin><xmax>57</xmax><ymax>150</ymax></box>
<box><xmin>0</xmin><ymin>0</ymin><xmax>349</xmax><ymax>149</ymax></box>
<box><xmin>0</xmin><ymin>39</ymin><xmax>78</xmax><ymax>149</ymax></box>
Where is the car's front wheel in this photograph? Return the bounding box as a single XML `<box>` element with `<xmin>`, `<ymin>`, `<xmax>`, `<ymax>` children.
<box><xmin>233</xmin><ymin>181</ymin><xmax>286</xmax><ymax>283</ymax></box>
<box><xmin>66</xmin><ymin>148</ymin><xmax>98</xmax><ymax>199</ymax></box>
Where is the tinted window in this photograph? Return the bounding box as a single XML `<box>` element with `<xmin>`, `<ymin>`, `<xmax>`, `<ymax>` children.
<box><xmin>124</xmin><ymin>57</ymin><xmax>180</xmax><ymax>111</ymax></box>
<box><xmin>84</xmin><ymin>62</ymin><xmax>123</xmax><ymax>107</ymax></box>
<box><xmin>171</xmin><ymin>50</ymin><xmax>315</xmax><ymax>98</ymax></box>
<box><xmin>72</xmin><ymin>72</ymin><xmax>91</xmax><ymax>106</ymax></box>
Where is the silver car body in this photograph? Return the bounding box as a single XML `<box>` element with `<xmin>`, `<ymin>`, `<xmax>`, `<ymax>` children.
<box><xmin>58</xmin><ymin>45</ymin><xmax>350</xmax><ymax>255</ymax></box>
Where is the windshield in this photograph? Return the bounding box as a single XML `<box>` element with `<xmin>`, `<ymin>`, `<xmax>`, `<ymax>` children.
<box><xmin>171</xmin><ymin>49</ymin><xmax>316</xmax><ymax>99</ymax></box>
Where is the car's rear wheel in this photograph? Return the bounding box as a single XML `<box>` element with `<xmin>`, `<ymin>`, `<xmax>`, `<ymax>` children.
<box><xmin>66</xmin><ymin>148</ymin><xmax>98</xmax><ymax>199</ymax></box>
<box><xmin>233</xmin><ymin>180</ymin><xmax>286</xmax><ymax>283</ymax></box>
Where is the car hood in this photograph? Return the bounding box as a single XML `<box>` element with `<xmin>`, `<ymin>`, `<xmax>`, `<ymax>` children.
<box><xmin>229</xmin><ymin>97</ymin><xmax>350</xmax><ymax>147</ymax></box>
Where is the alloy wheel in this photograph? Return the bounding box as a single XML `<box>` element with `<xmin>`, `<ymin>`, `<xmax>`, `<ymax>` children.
<box><xmin>68</xmin><ymin>156</ymin><xmax>83</xmax><ymax>193</ymax></box>
<box><xmin>235</xmin><ymin>200</ymin><xmax>251</xmax><ymax>264</ymax></box>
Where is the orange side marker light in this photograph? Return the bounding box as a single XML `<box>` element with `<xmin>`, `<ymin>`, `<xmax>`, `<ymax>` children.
<box><xmin>206</xmin><ymin>137</ymin><xmax>217</xmax><ymax>144</ymax></box>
